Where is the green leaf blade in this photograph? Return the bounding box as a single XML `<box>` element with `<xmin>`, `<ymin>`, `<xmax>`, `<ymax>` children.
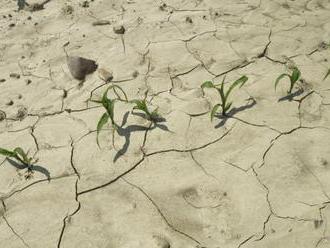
<box><xmin>210</xmin><ymin>104</ymin><xmax>221</xmax><ymax>121</ymax></box>
<box><xmin>13</xmin><ymin>147</ymin><xmax>28</xmax><ymax>163</ymax></box>
<box><xmin>291</xmin><ymin>67</ymin><xmax>301</xmax><ymax>83</ymax></box>
<box><xmin>201</xmin><ymin>81</ymin><xmax>215</xmax><ymax>89</ymax></box>
<box><xmin>275</xmin><ymin>73</ymin><xmax>289</xmax><ymax>91</ymax></box>
<box><xmin>225</xmin><ymin>75</ymin><xmax>248</xmax><ymax>98</ymax></box>
<box><xmin>0</xmin><ymin>147</ymin><xmax>16</xmax><ymax>158</ymax></box>
<box><xmin>96</xmin><ymin>113</ymin><xmax>109</xmax><ymax>147</ymax></box>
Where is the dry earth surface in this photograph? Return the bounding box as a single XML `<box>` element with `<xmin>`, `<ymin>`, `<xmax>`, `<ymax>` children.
<box><xmin>1</xmin><ymin>0</ymin><xmax>330</xmax><ymax>247</ymax></box>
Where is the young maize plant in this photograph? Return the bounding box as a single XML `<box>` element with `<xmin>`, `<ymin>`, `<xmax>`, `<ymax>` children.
<box><xmin>275</xmin><ymin>67</ymin><xmax>301</xmax><ymax>94</ymax></box>
<box><xmin>130</xmin><ymin>99</ymin><xmax>161</xmax><ymax>122</ymax></box>
<box><xmin>201</xmin><ymin>75</ymin><xmax>248</xmax><ymax>120</ymax></box>
<box><xmin>0</xmin><ymin>147</ymin><xmax>37</xmax><ymax>178</ymax></box>
<box><xmin>92</xmin><ymin>85</ymin><xmax>128</xmax><ymax>147</ymax></box>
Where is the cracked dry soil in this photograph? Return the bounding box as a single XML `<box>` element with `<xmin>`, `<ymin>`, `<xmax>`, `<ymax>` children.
<box><xmin>1</xmin><ymin>0</ymin><xmax>330</xmax><ymax>247</ymax></box>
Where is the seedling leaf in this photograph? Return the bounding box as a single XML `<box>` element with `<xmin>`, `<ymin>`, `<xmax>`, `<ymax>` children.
<box><xmin>0</xmin><ymin>147</ymin><xmax>16</xmax><ymax>158</ymax></box>
<box><xmin>96</xmin><ymin>113</ymin><xmax>109</xmax><ymax>147</ymax></box>
<box><xmin>210</xmin><ymin>104</ymin><xmax>221</xmax><ymax>121</ymax></box>
<box><xmin>291</xmin><ymin>67</ymin><xmax>301</xmax><ymax>83</ymax></box>
<box><xmin>201</xmin><ymin>81</ymin><xmax>215</xmax><ymax>89</ymax></box>
<box><xmin>275</xmin><ymin>73</ymin><xmax>289</xmax><ymax>91</ymax></box>
<box><xmin>14</xmin><ymin>147</ymin><xmax>28</xmax><ymax>163</ymax></box>
<box><xmin>226</xmin><ymin>75</ymin><xmax>248</xmax><ymax>98</ymax></box>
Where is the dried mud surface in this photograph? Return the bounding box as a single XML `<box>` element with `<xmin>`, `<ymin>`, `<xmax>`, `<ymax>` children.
<box><xmin>1</xmin><ymin>0</ymin><xmax>330</xmax><ymax>247</ymax></box>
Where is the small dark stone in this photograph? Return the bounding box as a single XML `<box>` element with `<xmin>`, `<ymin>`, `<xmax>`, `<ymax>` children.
<box><xmin>6</xmin><ymin>100</ymin><xmax>14</xmax><ymax>106</ymax></box>
<box><xmin>18</xmin><ymin>94</ymin><xmax>23</xmax><ymax>99</ymax></box>
<box><xmin>0</xmin><ymin>111</ymin><xmax>6</xmax><ymax>121</ymax></box>
<box><xmin>0</xmin><ymin>79</ymin><xmax>6</xmax><ymax>83</ymax></box>
<box><xmin>81</xmin><ymin>1</ymin><xmax>89</xmax><ymax>8</ymax></box>
<box><xmin>9</xmin><ymin>73</ymin><xmax>20</xmax><ymax>79</ymax></box>
<box><xmin>25</xmin><ymin>79</ymin><xmax>32</xmax><ymax>85</ymax></box>
<box><xmin>132</xmin><ymin>70</ymin><xmax>139</xmax><ymax>78</ymax></box>
<box><xmin>8</xmin><ymin>14</ymin><xmax>12</xmax><ymax>18</ymax></box>
<box><xmin>34</xmin><ymin>22</ymin><xmax>38</xmax><ymax>26</ymax></box>
<box><xmin>9</xmin><ymin>23</ymin><xmax>15</xmax><ymax>27</ymax></box>
<box><xmin>27</xmin><ymin>16</ymin><xmax>32</xmax><ymax>20</ymax></box>
<box><xmin>113</xmin><ymin>25</ymin><xmax>125</xmax><ymax>34</ymax></box>
<box><xmin>185</xmin><ymin>16</ymin><xmax>193</xmax><ymax>24</ymax></box>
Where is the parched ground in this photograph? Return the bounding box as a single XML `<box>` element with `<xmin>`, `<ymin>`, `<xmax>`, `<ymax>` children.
<box><xmin>1</xmin><ymin>0</ymin><xmax>330</xmax><ymax>247</ymax></box>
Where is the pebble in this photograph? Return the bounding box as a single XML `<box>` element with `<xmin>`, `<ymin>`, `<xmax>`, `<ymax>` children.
<box><xmin>113</xmin><ymin>25</ymin><xmax>125</xmax><ymax>34</ymax></box>
<box><xmin>9</xmin><ymin>73</ymin><xmax>20</xmax><ymax>79</ymax></box>
<box><xmin>25</xmin><ymin>79</ymin><xmax>32</xmax><ymax>85</ymax></box>
<box><xmin>98</xmin><ymin>68</ymin><xmax>113</xmax><ymax>82</ymax></box>
<box><xmin>0</xmin><ymin>111</ymin><xmax>5</xmax><ymax>121</ymax></box>
<box><xmin>92</xmin><ymin>20</ymin><xmax>110</xmax><ymax>26</ymax></box>
<box><xmin>6</xmin><ymin>100</ymin><xmax>14</xmax><ymax>106</ymax></box>
<box><xmin>0</xmin><ymin>79</ymin><xmax>6</xmax><ymax>83</ymax></box>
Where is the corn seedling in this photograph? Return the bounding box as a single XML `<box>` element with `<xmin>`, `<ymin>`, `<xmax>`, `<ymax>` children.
<box><xmin>201</xmin><ymin>75</ymin><xmax>248</xmax><ymax>119</ymax></box>
<box><xmin>0</xmin><ymin>147</ymin><xmax>37</xmax><ymax>178</ymax></box>
<box><xmin>91</xmin><ymin>85</ymin><xmax>128</xmax><ymax>147</ymax></box>
<box><xmin>130</xmin><ymin>99</ymin><xmax>162</xmax><ymax>122</ymax></box>
<box><xmin>275</xmin><ymin>67</ymin><xmax>301</xmax><ymax>94</ymax></box>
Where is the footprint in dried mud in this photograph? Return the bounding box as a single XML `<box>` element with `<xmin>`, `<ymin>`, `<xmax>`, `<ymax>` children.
<box><xmin>181</xmin><ymin>184</ymin><xmax>226</xmax><ymax>209</ymax></box>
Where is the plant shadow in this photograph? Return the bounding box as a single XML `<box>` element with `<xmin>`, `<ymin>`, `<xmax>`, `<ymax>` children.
<box><xmin>6</xmin><ymin>158</ymin><xmax>50</xmax><ymax>181</ymax></box>
<box><xmin>277</xmin><ymin>88</ymin><xmax>304</xmax><ymax>102</ymax></box>
<box><xmin>214</xmin><ymin>97</ymin><xmax>257</xmax><ymax>129</ymax></box>
<box><xmin>113</xmin><ymin>111</ymin><xmax>170</xmax><ymax>162</ymax></box>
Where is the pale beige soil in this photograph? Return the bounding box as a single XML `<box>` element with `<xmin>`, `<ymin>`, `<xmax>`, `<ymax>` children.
<box><xmin>1</xmin><ymin>0</ymin><xmax>330</xmax><ymax>247</ymax></box>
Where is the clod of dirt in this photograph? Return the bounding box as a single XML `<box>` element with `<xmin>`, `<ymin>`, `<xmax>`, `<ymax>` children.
<box><xmin>132</xmin><ymin>70</ymin><xmax>139</xmax><ymax>78</ymax></box>
<box><xmin>0</xmin><ymin>111</ymin><xmax>6</xmax><ymax>121</ymax></box>
<box><xmin>9</xmin><ymin>73</ymin><xmax>20</xmax><ymax>79</ymax></box>
<box><xmin>152</xmin><ymin>235</ymin><xmax>170</xmax><ymax>248</ymax></box>
<box><xmin>113</xmin><ymin>25</ymin><xmax>125</xmax><ymax>34</ymax></box>
<box><xmin>67</xmin><ymin>56</ymin><xmax>98</xmax><ymax>80</ymax></box>
<box><xmin>159</xmin><ymin>4</ymin><xmax>166</xmax><ymax>10</ymax></box>
<box><xmin>92</xmin><ymin>20</ymin><xmax>110</xmax><ymax>26</ymax></box>
<box><xmin>81</xmin><ymin>1</ymin><xmax>89</xmax><ymax>8</ymax></box>
<box><xmin>16</xmin><ymin>106</ymin><xmax>28</xmax><ymax>120</ymax></box>
<box><xmin>26</xmin><ymin>3</ymin><xmax>45</xmax><ymax>12</ymax></box>
<box><xmin>98</xmin><ymin>68</ymin><xmax>113</xmax><ymax>82</ymax></box>
<box><xmin>185</xmin><ymin>16</ymin><xmax>193</xmax><ymax>24</ymax></box>
<box><xmin>6</xmin><ymin>100</ymin><xmax>14</xmax><ymax>106</ymax></box>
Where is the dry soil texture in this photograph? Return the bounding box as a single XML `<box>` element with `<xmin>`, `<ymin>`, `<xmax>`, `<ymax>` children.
<box><xmin>1</xmin><ymin>0</ymin><xmax>330</xmax><ymax>247</ymax></box>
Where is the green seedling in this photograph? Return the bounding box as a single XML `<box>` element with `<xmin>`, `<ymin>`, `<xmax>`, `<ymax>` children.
<box><xmin>0</xmin><ymin>147</ymin><xmax>37</xmax><ymax>178</ymax></box>
<box><xmin>201</xmin><ymin>75</ymin><xmax>248</xmax><ymax>119</ymax></box>
<box><xmin>275</xmin><ymin>67</ymin><xmax>301</xmax><ymax>94</ymax></box>
<box><xmin>92</xmin><ymin>86</ymin><xmax>125</xmax><ymax>147</ymax></box>
<box><xmin>130</xmin><ymin>99</ymin><xmax>161</xmax><ymax>122</ymax></box>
